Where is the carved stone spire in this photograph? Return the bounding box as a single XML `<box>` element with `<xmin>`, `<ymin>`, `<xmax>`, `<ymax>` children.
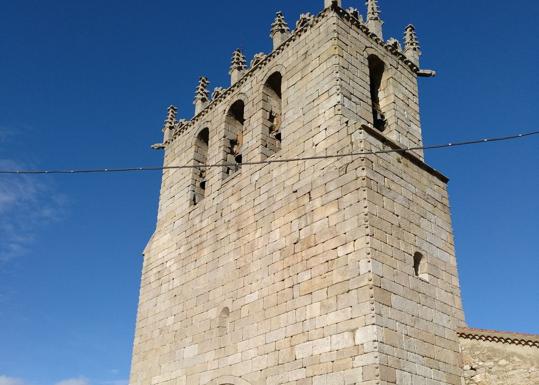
<box><xmin>324</xmin><ymin>0</ymin><xmax>341</xmax><ymax>8</ymax></box>
<box><xmin>229</xmin><ymin>48</ymin><xmax>247</xmax><ymax>85</ymax></box>
<box><xmin>366</xmin><ymin>0</ymin><xmax>383</xmax><ymax>39</ymax></box>
<box><xmin>194</xmin><ymin>76</ymin><xmax>210</xmax><ymax>115</ymax></box>
<box><xmin>270</xmin><ymin>12</ymin><xmax>291</xmax><ymax>50</ymax></box>
<box><xmin>162</xmin><ymin>105</ymin><xmax>177</xmax><ymax>142</ymax></box>
<box><xmin>404</xmin><ymin>24</ymin><xmax>421</xmax><ymax>66</ymax></box>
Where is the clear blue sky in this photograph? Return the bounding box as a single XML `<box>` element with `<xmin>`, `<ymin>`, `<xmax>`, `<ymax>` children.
<box><xmin>0</xmin><ymin>1</ymin><xmax>538</xmax><ymax>385</ymax></box>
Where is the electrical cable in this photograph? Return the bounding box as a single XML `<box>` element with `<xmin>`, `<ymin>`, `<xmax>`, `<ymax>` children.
<box><xmin>0</xmin><ymin>131</ymin><xmax>537</xmax><ymax>175</ymax></box>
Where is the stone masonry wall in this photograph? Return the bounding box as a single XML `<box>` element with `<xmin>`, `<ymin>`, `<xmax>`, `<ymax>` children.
<box><xmin>333</xmin><ymin>11</ymin><xmax>466</xmax><ymax>385</ymax></box>
<box><xmin>130</xmin><ymin>12</ymin><xmax>348</xmax><ymax>385</ymax></box>
<box><xmin>130</xmin><ymin>6</ymin><xmax>465</xmax><ymax>385</ymax></box>
<box><xmin>358</xmin><ymin>128</ymin><xmax>465</xmax><ymax>385</ymax></box>
<box><xmin>333</xmin><ymin>9</ymin><xmax>425</xmax><ymax>159</ymax></box>
<box><xmin>460</xmin><ymin>338</ymin><xmax>539</xmax><ymax>385</ymax></box>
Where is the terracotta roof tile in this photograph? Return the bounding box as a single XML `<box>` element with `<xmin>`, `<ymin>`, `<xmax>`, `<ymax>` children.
<box><xmin>458</xmin><ymin>327</ymin><xmax>539</xmax><ymax>348</ymax></box>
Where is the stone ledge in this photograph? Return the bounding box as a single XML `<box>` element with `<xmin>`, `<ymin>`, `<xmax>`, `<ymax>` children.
<box><xmin>361</xmin><ymin>124</ymin><xmax>449</xmax><ymax>184</ymax></box>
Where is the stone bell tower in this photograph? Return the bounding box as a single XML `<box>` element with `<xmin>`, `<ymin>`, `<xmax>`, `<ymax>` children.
<box><xmin>130</xmin><ymin>2</ymin><xmax>466</xmax><ymax>385</ymax></box>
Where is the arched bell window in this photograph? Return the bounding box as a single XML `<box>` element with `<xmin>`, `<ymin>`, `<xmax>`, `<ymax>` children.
<box><xmin>191</xmin><ymin>127</ymin><xmax>209</xmax><ymax>205</ymax></box>
<box><xmin>262</xmin><ymin>72</ymin><xmax>283</xmax><ymax>157</ymax></box>
<box><xmin>368</xmin><ymin>55</ymin><xmax>387</xmax><ymax>132</ymax></box>
<box><xmin>224</xmin><ymin>100</ymin><xmax>245</xmax><ymax>176</ymax></box>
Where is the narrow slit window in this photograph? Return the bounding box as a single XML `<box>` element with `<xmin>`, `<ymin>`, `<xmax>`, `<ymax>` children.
<box><xmin>217</xmin><ymin>307</ymin><xmax>230</xmax><ymax>349</ymax></box>
<box><xmin>413</xmin><ymin>252</ymin><xmax>429</xmax><ymax>281</ymax></box>
<box><xmin>217</xmin><ymin>307</ymin><xmax>230</xmax><ymax>337</ymax></box>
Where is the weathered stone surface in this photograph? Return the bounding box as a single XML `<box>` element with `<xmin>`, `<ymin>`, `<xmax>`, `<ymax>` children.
<box><xmin>460</xmin><ymin>331</ymin><xmax>539</xmax><ymax>385</ymax></box>
<box><xmin>129</xmin><ymin>3</ymin><xmax>537</xmax><ymax>385</ymax></box>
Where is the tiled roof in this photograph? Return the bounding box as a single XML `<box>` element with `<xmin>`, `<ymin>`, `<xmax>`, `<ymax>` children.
<box><xmin>458</xmin><ymin>327</ymin><xmax>539</xmax><ymax>348</ymax></box>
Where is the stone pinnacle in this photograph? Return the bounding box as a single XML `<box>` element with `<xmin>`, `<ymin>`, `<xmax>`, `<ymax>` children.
<box><xmin>194</xmin><ymin>76</ymin><xmax>210</xmax><ymax>103</ymax></box>
<box><xmin>229</xmin><ymin>49</ymin><xmax>247</xmax><ymax>74</ymax></box>
<box><xmin>270</xmin><ymin>11</ymin><xmax>290</xmax><ymax>37</ymax></box>
<box><xmin>404</xmin><ymin>24</ymin><xmax>421</xmax><ymax>66</ymax></box>
<box><xmin>366</xmin><ymin>0</ymin><xmax>384</xmax><ymax>39</ymax></box>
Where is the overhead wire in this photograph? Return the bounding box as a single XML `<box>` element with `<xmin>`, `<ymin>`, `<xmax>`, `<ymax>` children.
<box><xmin>0</xmin><ymin>131</ymin><xmax>537</xmax><ymax>175</ymax></box>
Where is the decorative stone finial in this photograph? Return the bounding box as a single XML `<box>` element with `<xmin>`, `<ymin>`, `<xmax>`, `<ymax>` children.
<box><xmin>194</xmin><ymin>76</ymin><xmax>210</xmax><ymax>115</ymax></box>
<box><xmin>212</xmin><ymin>87</ymin><xmax>225</xmax><ymax>100</ymax></box>
<box><xmin>270</xmin><ymin>12</ymin><xmax>291</xmax><ymax>50</ymax></box>
<box><xmin>296</xmin><ymin>13</ymin><xmax>315</xmax><ymax>30</ymax></box>
<box><xmin>250</xmin><ymin>53</ymin><xmax>267</xmax><ymax>68</ymax></box>
<box><xmin>324</xmin><ymin>0</ymin><xmax>341</xmax><ymax>8</ymax></box>
<box><xmin>386</xmin><ymin>38</ymin><xmax>402</xmax><ymax>53</ymax></box>
<box><xmin>366</xmin><ymin>0</ymin><xmax>383</xmax><ymax>39</ymax></box>
<box><xmin>404</xmin><ymin>24</ymin><xmax>421</xmax><ymax>66</ymax></box>
<box><xmin>346</xmin><ymin>7</ymin><xmax>363</xmax><ymax>22</ymax></box>
<box><xmin>162</xmin><ymin>105</ymin><xmax>177</xmax><ymax>142</ymax></box>
<box><xmin>229</xmin><ymin>48</ymin><xmax>247</xmax><ymax>85</ymax></box>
